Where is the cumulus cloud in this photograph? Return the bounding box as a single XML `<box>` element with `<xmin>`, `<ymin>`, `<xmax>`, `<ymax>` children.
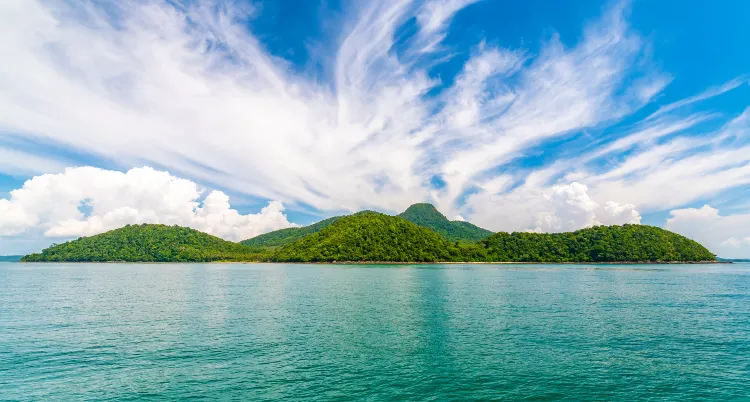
<box><xmin>664</xmin><ymin>205</ymin><xmax>750</xmax><ymax>258</ymax></box>
<box><xmin>534</xmin><ymin>183</ymin><xmax>600</xmax><ymax>231</ymax></box>
<box><xmin>532</xmin><ymin>183</ymin><xmax>641</xmax><ymax>232</ymax></box>
<box><xmin>599</xmin><ymin>201</ymin><xmax>643</xmax><ymax>226</ymax></box>
<box><xmin>721</xmin><ymin>237</ymin><xmax>750</xmax><ymax>247</ymax></box>
<box><xmin>0</xmin><ymin>199</ymin><xmax>36</xmax><ymax>237</ymax></box>
<box><xmin>464</xmin><ymin>182</ymin><xmax>641</xmax><ymax>233</ymax></box>
<box><xmin>0</xmin><ymin>167</ymin><xmax>295</xmax><ymax>241</ymax></box>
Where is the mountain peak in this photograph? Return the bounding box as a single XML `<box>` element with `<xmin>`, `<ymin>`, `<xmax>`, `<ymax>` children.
<box><xmin>398</xmin><ymin>203</ymin><xmax>493</xmax><ymax>242</ymax></box>
<box><xmin>399</xmin><ymin>203</ymin><xmax>449</xmax><ymax>222</ymax></box>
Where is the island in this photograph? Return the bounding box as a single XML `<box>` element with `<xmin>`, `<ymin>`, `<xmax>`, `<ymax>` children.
<box><xmin>21</xmin><ymin>203</ymin><xmax>716</xmax><ymax>263</ymax></box>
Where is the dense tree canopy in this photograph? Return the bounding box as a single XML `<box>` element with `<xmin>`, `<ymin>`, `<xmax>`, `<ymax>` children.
<box><xmin>244</xmin><ymin>203</ymin><xmax>494</xmax><ymax>248</ymax></box>
<box><xmin>241</xmin><ymin>216</ymin><xmax>342</xmax><ymax>247</ymax></box>
<box><xmin>471</xmin><ymin>225</ymin><xmax>716</xmax><ymax>263</ymax></box>
<box><xmin>21</xmin><ymin>210</ymin><xmax>716</xmax><ymax>264</ymax></box>
<box><xmin>21</xmin><ymin>224</ymin><xmax>266</xmax><ymax>262</ymax></box>
<box><xmin>271</xmin><ymin>212</ymin><xmax>465</xmax><ymax>262</ymax></box>
<box><xmin>269</xmin><ymin>218</ymin><xmax>715</xmax><ymax>263</ymax></box>
<box><xmin>398</xmin><ymin>203</ymin><xmax>493</xmax><ymax>242</ymax></box>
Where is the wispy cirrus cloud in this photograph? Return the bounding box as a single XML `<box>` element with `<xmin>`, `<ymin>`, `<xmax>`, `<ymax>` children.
<box><xmin>646</xmin><ymin>76</ymin><xmax>748</xmax><ymax>121</ymax></box>
<box><xmin>0</xmin><ymin>0</ymin><xmax>748</xmax><ymax>254</ymax></box>
<box><xmin>0</xmin><ymin>0</ymin><xmax>661</xmax><ymax>211</ymax></box>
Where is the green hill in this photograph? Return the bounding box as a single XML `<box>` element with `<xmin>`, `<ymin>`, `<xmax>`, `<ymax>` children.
<box><xmin>470</xmin><ymin>224</ymin><xmax>716</xmax><ymax>263</ymax></box>
<box><xmin>398</xmin><ymin>203</ymin><xmax>493</xmax><ymax>242</ymax></box>
<box><xmin>269</xmin><ymin>218</ymin><xmax>715</xmax><ymax>263</ymax></box>
<box><xmin>244</xmin><ymin>203</ymin><xmax>493</xmax><ymax>247</ymax></box>
<box><xmin>271</xmin><ymin>211</ymin><xmax>464</xmax><ymax>262</ymax></box>
<box><xmin>19</xmin><ymin>213</ymin><xmax>717</xmax><ymax>264</ymax></box>
<box><xmin>21</xmin><ymin>224</ymin><xmax>264</xmax><ymax>262</ymax></box>
<box><xmin>241</xmin><ymin>216</ymin><xmax>342</xmax><ymax>247</ymax></box>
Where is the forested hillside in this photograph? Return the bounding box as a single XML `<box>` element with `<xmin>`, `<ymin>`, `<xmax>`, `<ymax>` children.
<box><xmin>21</xmin><ymin>224</ymin><xmax>265</xmax><ymax>262</ymax></box>
<box><xmin>470</xmin><ymin>225</ymin><xmax>716</xmax><ymax>262</ymax></box>
<box><xmin>21</xmin><ymin>214</ymin><xmax>716</xmax><ymax>263</ymax></box>
<box><xmin>242</xmin><ymin>203</ymin><xmax>494</xmax><ymax>247</ymax></box>
<box><xmin>270</xmin><ymin>219</ymin><xmax>715</xmax><ymax>263</ymax></box>
<box><xmin>271</xmin><ymin>212</ymin><xmax>464</xmax><ymax>262</ymax></box>
<box><xmin>241</xmin><ymin>216</ymin><xmax>342</xmax><ymax>247</ymax></box>
<box><xmin>398</xmin><ymin>203</ymin><xmax>493</xmax><ymax>242</ymax></box>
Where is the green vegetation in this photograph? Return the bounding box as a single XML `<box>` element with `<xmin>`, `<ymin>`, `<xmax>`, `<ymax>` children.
<box><xmin>271</xmin><ymin>211</ymin><xmax>464</xmax><ymax>262</ymax></box>
<box><xmin>270</xmin><ymin>217</ymin><xmax>714</xmax><ymax>263</ymax></box>
<box><xmin>244</xmin><ymin>203</ymin><xmax>493</xmax><ymax>248</ymax></box>
<box><xmin>21</xmin><ymin>224</ymin><xmax>266</xmax><ymax>262</ymax></box>
<box><xmin>398</xmin><ymin>203</ymin><xmax>493</xmax><ymax>242</ymax></box>
<box><xmin>470</xmin><ymin>225</ymin><xmax>716</xmax><ymax>263</ymax></box>
<box><xmin>20</xmin><ymin>204</ymin><xmax>716</xmax><ymax>264</ymax></box>
<box><xmin>241</xmin><ymin>216</ymin><xmax>342</xmax><ymax>247</ymax></box>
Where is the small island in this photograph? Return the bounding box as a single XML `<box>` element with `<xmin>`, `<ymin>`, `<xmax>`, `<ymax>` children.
<box><xmin>22</xmin><ymin>203</ymin><xmax>716</xmax><ymax>264</ymax></box>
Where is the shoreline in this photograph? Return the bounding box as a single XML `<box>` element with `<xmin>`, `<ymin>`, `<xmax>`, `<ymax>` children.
<box><xmin>18</xmin><ymin>260</ymin><xmax>729</xmax><ymax>265</ymax></box>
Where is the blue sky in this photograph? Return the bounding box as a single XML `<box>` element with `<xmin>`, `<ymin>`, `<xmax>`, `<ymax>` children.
<box><xmin>0</xmin><ymin>0</ymin><xmax>749</xmax><ymax>257</ymax></box>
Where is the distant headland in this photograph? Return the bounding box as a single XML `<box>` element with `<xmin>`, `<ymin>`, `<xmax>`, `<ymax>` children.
<box><xmin>21</xmin><ymin>203</ymin><xmax>717</xmax><ymax>264</ymax></box>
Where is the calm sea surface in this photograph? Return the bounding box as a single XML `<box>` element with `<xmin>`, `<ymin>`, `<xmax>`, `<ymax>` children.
<box><xmin>1</xmin><ymin>263</ymin><xmax>749</xmax><ymax>401</ymax></box>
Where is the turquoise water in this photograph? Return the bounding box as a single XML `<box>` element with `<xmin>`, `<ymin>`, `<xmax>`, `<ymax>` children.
<box><xmin>1</xmin><ymin>263</ymin><xmax>749</xmax><ymax>400</ymax></box>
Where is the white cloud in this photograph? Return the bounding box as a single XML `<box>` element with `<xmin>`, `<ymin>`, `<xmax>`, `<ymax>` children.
<box><xmin>0</xmin><ymin>148</ymin><xmax>69</xmax><ymax>177</ymax></box>
<box><xmin>463</xmin><ymin>182</ymin><xmax>641</xmax><ymax>233</ymax></box>
<box><xmin>0</xmin><ymin>167</ymin><xmax>295</xmax><ymax>242</ymax></box>
<box><xmin>0</xmin><ymin>0</ymin><xmax>747</xmax><ymax>253</ymax></box>
<box><xmin>0</xmin><ymin>0</ymin><xmax>668</xmax><ymax>216</ymax></box>
<box><xmin>0</xmin><ymin>199</ymin><xmax>37</xmax><ymax>236</ymax></box>
<box><xmin>586</xmin><ymin>140</ymin><xmax>750</xmax><ymax>211</ymax></box>
<box><xmin>599</xmin><ymin>201</ymin><xmax>642</xmax><ymax>226</ymax></box>
<box><xmin>418</xmin><ymin>0</ymin><xmax>480</xmax><ymax>36</ymax></box>
<box><xmin>665</xmin><ymin>205</ymin><xmax>750</xmax><ymax>258</ymax></box>
<box><xmin>519</xmin><ymin>103</ymin><xmax>750</xmax><ymax>214</ymax></box>
<box><xmin>533</xmin><ymin>183</ymin><xmax>641</xmax><ymax>232</ymax></box>
<box><xmin>533</xmin><ymin>183</ymin><xmax>600</xmax><ymax>232</ymax></box>
<box><xmin>721</xmin><ymin>237</ymin><xmax>750</xmax><ymax>247</ymax></box>
<box><xmin>646</xmin><ymin>76</ymin><xmax>748</xmax><ymax>120</ymax></box>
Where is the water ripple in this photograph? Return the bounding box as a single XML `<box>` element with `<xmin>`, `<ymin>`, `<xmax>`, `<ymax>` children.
<box><xmin>1</xmin><ymin>263</ymin><xmax>749</xmax><ymax>400</ymax></box>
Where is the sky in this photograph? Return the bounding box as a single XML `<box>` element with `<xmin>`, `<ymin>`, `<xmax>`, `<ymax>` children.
<box><xmin>0</xmin><ymin>0</ymin><xmax>749</xmax><ymax>257</ymax></box>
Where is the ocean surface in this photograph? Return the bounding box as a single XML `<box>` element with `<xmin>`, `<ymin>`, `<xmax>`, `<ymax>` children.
<box><xmin>1</xmin><ymin>263</ymin><xmax>749</xmax><ymax>401</ymax></box>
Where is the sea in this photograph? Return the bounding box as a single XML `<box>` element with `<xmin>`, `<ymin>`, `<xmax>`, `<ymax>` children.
<box><xmin>1</xmin><ymin>262</ymin><xmax>749</xmax><ymax>401</ymax></box>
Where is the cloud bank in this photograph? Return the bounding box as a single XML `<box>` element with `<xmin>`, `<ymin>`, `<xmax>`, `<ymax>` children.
<box><xmin>462</xmin><ymin>182</ymin><xmax>641</xmax><ymax>233</ymax></box>
<box><xmin>0</xmin><ymin>167</ymin><xmax>294</xmax><ymax>241</ymax></box>
<box><xmin>666</xmin><ymin>205</ymin><xmax>750</xmax><ymax>259</ymax></box>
